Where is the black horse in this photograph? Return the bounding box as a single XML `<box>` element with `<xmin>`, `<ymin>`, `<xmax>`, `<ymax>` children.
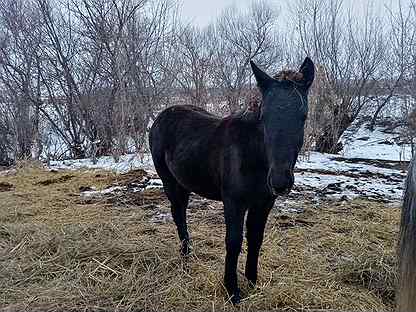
<box><xmin>149</xmin><ymin>57</ymin><xmax>315</xmax><ymax>304</ymax></box>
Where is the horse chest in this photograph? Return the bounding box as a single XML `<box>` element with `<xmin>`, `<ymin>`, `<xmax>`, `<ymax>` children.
<box><xmin>165</xmin><ymin>149</ymin><xmax>222</xmax><ymax>201</ymax></box>
<box><xmin>221</xmin><ymin>145</ymin><xmax>269</xmax><ymax>199</ymax></box>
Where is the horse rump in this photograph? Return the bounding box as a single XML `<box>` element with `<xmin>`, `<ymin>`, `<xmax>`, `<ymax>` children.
<box><xmin>397</xmin><ymin>156</ymin><xmax>416</xmax><ymax>312</ymax></box>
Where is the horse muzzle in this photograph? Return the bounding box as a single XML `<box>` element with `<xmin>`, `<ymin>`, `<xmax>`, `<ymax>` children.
<box><xmin>267</xmin><ymin>169</ymin><xmax>294</xmax><ymax>197</ymax></box>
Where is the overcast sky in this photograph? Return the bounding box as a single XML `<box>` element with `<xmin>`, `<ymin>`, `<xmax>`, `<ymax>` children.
<box><xmin>178</xmin><ymin>0</ymin><xmax>411</xmax><ymax>27</ymax></box>
<box><xmin>179</xmin><ymin>0</ymin><xmax>260</xmax><ymax>26</ymax></box>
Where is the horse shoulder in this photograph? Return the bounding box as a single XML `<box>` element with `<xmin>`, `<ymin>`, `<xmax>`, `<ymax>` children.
<box><xmin>220</xmin><ymin>120</ymin><xmax>268</xmax><ymax>199</ymax></box>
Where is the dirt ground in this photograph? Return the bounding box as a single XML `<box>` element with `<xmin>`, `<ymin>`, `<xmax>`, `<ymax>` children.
<box><xmin>0</xmin><ymin>166</ymin><xmax>400</xmax><ymax>312</ymax></box>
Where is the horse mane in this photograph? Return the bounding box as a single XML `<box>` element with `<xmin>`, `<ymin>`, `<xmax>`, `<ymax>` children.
<box><xmin>223</xmin><ymin>106</ymin><xmax>261</xmax><ymax>124</ymax></box>
<box><xmin>224</xmin><ymin>69</ymin><xmax>304</xmax><ymax>124</ymax></box>
<box><xmin>273</xmin><ymin>70</ymin><xmax>304</xmax><ymax>82</ymax></box>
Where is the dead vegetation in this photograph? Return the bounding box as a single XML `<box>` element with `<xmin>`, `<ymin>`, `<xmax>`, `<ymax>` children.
<box><xmin>0</xmin><ymin>181</ymin><xmax>13</xmax><ymax>192</ymax></box>
<box><xmin>35</xmin><ymin>174</ymin><xmax>75</xmax><ymax>186</ymax></box>
<box><xmin>274</xmin><ymin>70</ymin><xmax>304</xmax><ymax>82</ymax></box>
<box><xmin>0</xmin><ymin>167</ymin><xmax>400</xmax><ymax>312</ymax></box>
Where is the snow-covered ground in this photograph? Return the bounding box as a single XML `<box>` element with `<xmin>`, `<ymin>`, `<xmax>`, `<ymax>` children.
<box><xmin>49</xmin><ymin>135</ymin><xmax>409</xmax><ymax>203</ymax></box>
<box><xmin>340</xmin><ymin>124</ymin><xmax>412</xmax><ymax>161</ymax></box>
<box><xmin>298</xmin><ymin>118</ymin><xmax>410</xmax><ymax>201</ymax></box>
<box><xmin>49</xmin><ymin>153</ymin><xmax>155</xmax><ymax>173</ymax></box>
<box><xmin>295</xmin><ymin>152</ymin><xmax>406</xmax><ymax>201</ymax></box>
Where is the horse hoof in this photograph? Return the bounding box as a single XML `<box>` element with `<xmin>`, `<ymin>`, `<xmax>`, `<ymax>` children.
<box><xmin>180</xmin><ymin>241</ymin><xmax>192</xmax><ymax>256</ymax></box>
<box><xmin>230</xmin><ymin>289</ymin><xmax>241</xmax><ymax>305</ymax></box>
<box><xmin>180</xmin><ymin>249</ymin><xmax>191</xmax><ymax>257</ymax></box>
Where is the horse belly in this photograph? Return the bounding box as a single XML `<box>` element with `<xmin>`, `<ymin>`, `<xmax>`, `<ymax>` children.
<box><xmin>190</xmin><ymin>186</ymin><xmax>222</xmax><ymax>201</ymax></box>
<box><xmin>166</xmin><ymin>154</ymin><xmax>222</xmax><ymax>201</ymax></box>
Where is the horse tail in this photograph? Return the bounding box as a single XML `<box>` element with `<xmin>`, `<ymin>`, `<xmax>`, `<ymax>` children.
<box><xmin>397</xmin><ymin>156</ymin><xmax>416</xmax><ymax>312</ymax></box>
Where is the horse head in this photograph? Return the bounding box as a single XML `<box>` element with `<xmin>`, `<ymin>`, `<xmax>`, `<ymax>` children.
<box><xmin>250</xmin><ymin>57</ymin><xmax>315</xmax><ymax>196</ymax></box>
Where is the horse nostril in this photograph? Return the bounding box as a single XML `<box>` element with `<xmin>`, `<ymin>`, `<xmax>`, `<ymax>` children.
<box><xmin>267</xmin><ymin>166</ymin><xmax>295</xmax><ymax>196</ymax></box>
<box><xmin>271</xmin><ymin>186</ymin><xmax>291</xmax><ymax>196</ymax></box>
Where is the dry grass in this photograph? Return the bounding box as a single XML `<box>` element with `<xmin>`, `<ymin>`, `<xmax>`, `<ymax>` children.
<box><xmin>0</xmin><ymin>166</ymin><xmax>400</xmax><ymax>312</ymax></box>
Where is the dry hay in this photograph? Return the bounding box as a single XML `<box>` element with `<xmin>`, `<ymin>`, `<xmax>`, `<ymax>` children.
<box><xmin>0</xmin><ymin>181</ymin><xmax>14</xmax><ymax>192</ymax></box>
<box><xmin>35</xmin><ymin>174</ymin><xmax>75</xmax><ymax>186</ymax></box>
<box><xmin>0</xmin><ymin>167</ymin><xmax>400</xmax><ymax>312</ymax></box>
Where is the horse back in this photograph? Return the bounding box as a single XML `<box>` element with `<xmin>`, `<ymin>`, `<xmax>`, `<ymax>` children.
<box><xmin>150</xmin><ymin>105</ymin><xmax>223</xmax><ymax>200</ymax></box>
<box><xmin>150</xmin><ymin>105</ymin><xmax>270</xmax><ymax>202</ymax></box>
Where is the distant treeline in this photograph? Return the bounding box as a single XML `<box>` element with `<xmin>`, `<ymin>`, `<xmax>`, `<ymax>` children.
<box><xmin>0</xmin><ymin>0</ymin><xmax>415</xmax><ymax>164</ymax></box>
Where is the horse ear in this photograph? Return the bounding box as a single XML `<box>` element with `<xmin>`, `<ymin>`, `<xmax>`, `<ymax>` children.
<box><xmin>250</xmin><ymin>60</ymin><xmax>273</xmax><ymax>92</ymax></box>
<box><xmin>299</xmin><ymin>57</ymin><xmax>315</xmax><ymax>89</ymax></box>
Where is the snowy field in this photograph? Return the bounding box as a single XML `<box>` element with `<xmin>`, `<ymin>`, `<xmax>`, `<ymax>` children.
<box><xmin>49</xmin><ymin>120</ymin><xmax>410</xmax><ymax>203</ymax></box>
<box><xmin>49</xmin><ymin>151</ymin><xmax>407</xmax><ymax>203</ymax></box>
<box><xmin>50</xmin><ymin>153</ymin><xmax>155</xmax><ymax>174</ymax></box>
<box><xmin>340</xmin><ymin>124</ymin><xmax>412</xmax><ymax>161</ymax></box>
<box><xmin>295</xmin><ymin>152</ymin><xmax>406</xmax><ymax>201</ymax></box>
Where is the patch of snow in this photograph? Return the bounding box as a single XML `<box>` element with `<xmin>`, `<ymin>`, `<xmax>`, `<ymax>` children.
<box><xmin>80</xmin><ymin>186</ymin><xmax>127</xmax><ymax>200</ymax></box>
<box><xmin>79</xmin><ymin>176</ymin><xmax>164</xmax><ymax>201</ymax></box>
<box><xmin>49</xmin><ymin>153</ymin><xmax>155</xmax><ymax>173</ymax></box>
<box><xmin>296</xmin><ymin>152</ymin><xmax>405</xmax><ymax>201</ymax></box>
<box><xmin>297</xmin><ymin>152</ymin><xmax>406</xmax><ymax>178</ymax></box>
<box><xmin>50</xmin><ymin>138</ymin><xmax>408</xmax><ymax>202</ymax></box>
<box><xmin>100</xmin><ymin>186</ymin><xmax>126</xmax><ymax>194</ymax></box>
<box><xmin>339</xmin><ymin>123</ymin><xmax>412</xmax><ymax>161</ymax></box>
<box><xmin>150</xmin><ymin>212</ymin><xmax>173</xmax><ymax>223</ymax></box>
<box><xmin>295</xmin><ymin>171</ymin><xmax>403</xmax><ymax>201</ymax></box>
<box><xmin>146</xmin><ymin>178</ymin><xmax>163</xmax><ymax>189</ymax></box>
<box><xmin>0</xmin><ymin>169</ymin><xmax>17</xmax><ymax>176</ymax></box>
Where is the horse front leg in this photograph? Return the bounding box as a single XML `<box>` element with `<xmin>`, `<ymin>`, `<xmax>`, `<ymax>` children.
<box><xmin>223</xmin><ymin>198</ymin><xmax>246</xmax><ymax>304</ymax></box>
<box><xmin>245</xmin><ymin>200</ymin><xmax>273</xmax><ymax>287</ymax></box>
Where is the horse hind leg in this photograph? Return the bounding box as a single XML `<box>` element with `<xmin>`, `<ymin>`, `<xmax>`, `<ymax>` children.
<box><xmin>151</xmin><ymin>143</ymin><xmax>191</xmax><ymax>256</ymax></box>
<box><xmin>166</xmin><ymin>182</ymin><xmax>191</xmax><ymax>256</ymax></box>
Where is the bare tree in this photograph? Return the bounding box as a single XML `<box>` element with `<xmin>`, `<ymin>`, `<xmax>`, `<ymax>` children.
<box><xmin>293</xmin><ymin>0</ymin><xmax>392</xmax><ymax>153</ymax></box>
<box><xmin>70</xmin><ymin>0</ymin><xmax>148</xmax><ymax>159</ymax></box>
<box><xmin>172</xmin><ymin>25</ymin><xmax>214</xmax><ymax>109</ymax></box>
<box><xmin>31</xmin><ymin>0</ymin><xmax>91</xmax><ymax>158</ymax></box>
<box><xmin>0</xmin><ymin>0</ymin><xmax>413</xmax><ymax>164</ymax></box>
<box><xmin>368</xmin><ymin>0</ymin><xmax>416</xmax><ymax>130</ymax></box>
<box><xmin>0</xmin><ymin>0</ymin><xmax>43</xmax><ymax>161</ymax></box>
<box><xmin>124</xmin><ymin>0</ymin><xmax>179</xmax><ymax>153</ymax></box>
<box><xmin>0</xmin><ymin>100</ymin><xmax>14</xmax><ymax>165</ymax></box>
<box><xmin>209</xmin><ymin>0</ymin><xmax>281</xmax><ymax>112</ymax></box>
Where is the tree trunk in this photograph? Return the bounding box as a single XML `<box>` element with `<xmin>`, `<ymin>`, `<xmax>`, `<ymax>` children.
<box><xmin>15</xmin><ymin>100</ymin><xmax>32</xmax><ymax>160</ymax></box>
<box><xmin>316</xmin><ymin>112</ymin><xmax>352</xmax><ymax>154</ymax></box>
